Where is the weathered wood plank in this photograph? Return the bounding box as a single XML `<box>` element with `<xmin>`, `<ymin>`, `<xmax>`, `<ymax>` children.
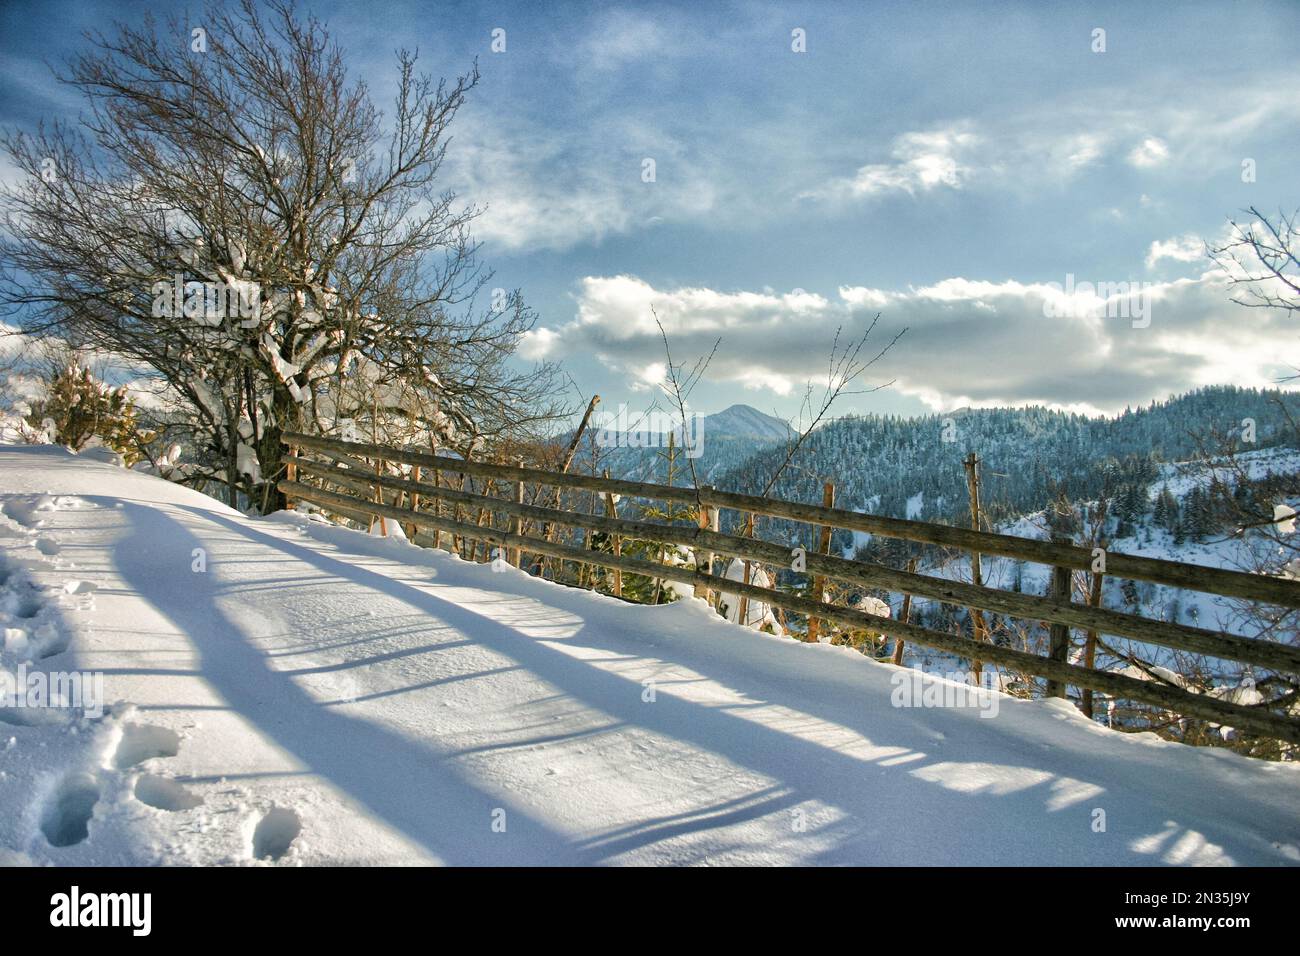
<box><xmin>281</xmin><ymin>431</ymin><xmax>1300</xmax><ymax>608</ymax></box>
<box><xmin>1045</xmin><ymin>558</ymin><xmax>1073</xmax><ymax>698</ymax></box>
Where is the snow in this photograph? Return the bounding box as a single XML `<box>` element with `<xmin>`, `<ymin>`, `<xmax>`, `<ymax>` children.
<box><xmin>260</xmin><ymin>332</ymin><xmax>305</xmax><ymax>403</ymax></box>
<box><xmin>1275</xmin><ymin>504</ymin><xmax>1296</xmax><ymax>534</ymax></box>
<box><xmin>235</xmin><ymin>442</ymin><xmax>262</xmax><ymax>483</ymax></box>
<box><xmin>1158</xmin><ymin>446</ymin><xmax>1300</xmax><ymax>500</ymax></box>
<box><xmin>716</xmin><ymin>558</ymin><xmax>782</xmax><ymax>632</ymax></box>
<box><xmin>906</xmin><ymin>491</ymin><xmax>924</xmax><ymax>520</ymax></box>
<box><xmin>1</xmin><ymin>444</ymin><xmax>1299</xmax><ymax>866</ymax></box>
<box><xmin>855</xmin><ymin>595</ymin><xmax>892</xmax><ymax>620</ymax></box>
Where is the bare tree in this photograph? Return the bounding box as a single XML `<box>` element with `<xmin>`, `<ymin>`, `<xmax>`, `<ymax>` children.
<box><xmin>650</xmin><ymin>309</ymin><xmax>903</xmax><ymax>633</ymax></box>
<box><xmin>1210</xmin><ymin>206</ymin><xmax>1300</xmax><ymax>384</ymax></box>
<box><xmin>1210</xmin><ymin>207</ymin><xmax>1300</xmax><ymax>317</ymax></box>
<box><xmin>0</xmin><ymin>0</ymin><xmax>563</xmax><ymax>510</ymax></box>
<box><xmin>654</xmin><ymin>310</ymin><xmax>718</xmax><ymax>504</ymax></box>
<box><xmin>759</xmin><ymin>315</ymin><xmax>904</xmax><ymax>497</ymax></box>
<box><xmin>1198</xmin><ymin>208</ymin><xmax>1300</xmax><ymax>757</ymax></box>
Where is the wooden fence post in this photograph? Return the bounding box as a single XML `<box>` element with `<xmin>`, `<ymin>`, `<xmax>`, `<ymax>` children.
<box><xmin>538</xmin><ymin>396</ymin><xmax>601</xmax><ymax>579</ymax></box>
<box><xmin>1045</xmin><ymin>538</ymin><xmax>1073</xmax><ymax>698</ymax></box>
<box><xmin>709</xmin><ymin>500</ymin><xmax>720</xmax><ymax>606</ymax></box>
<box><xmin>807</xmin><ymin>481</ymin><xmax>836</xmax><ymax>642</ymax></box>
<box><xmin>736</xmin><ymin>513</ymin><xmax>755</xmax><ymax>627</ymax></box>
<box><xmin>509</xmin><ymin>459</ymin><xmax>525</xmax><ymax>567</ymax></box>
<box><xmin>371</xmin><ymin>455</ymin><xmax>388</xmax><ymax>537</ymax></box>
<box><xmin>964</xmin><ymin>452</ymin><xmax>990</xmax><ymax>680</ymax></box>
<box><xmin>692</xmin><ymin>503</ymin><xmax>710</xmax><ymax>599</ymax></box>
<box><xmin>406</xmin><ymin>465</ymin><xmax>421</xmax><ymax>541</ymax></box>
<box><xmin>1081</xmin><ymin>571</ymin><xmax>1104</xmax><ymax>717</ymax></box>
<box><xmin>892</xmin><ymin>557</ymin><xmax>917</xmax><ymax>665</ymax></box>
<box><xmin>602</xmin><ymin>470</ymin><xmax>622</xmax><ymax>597</ymax></box>
<box><xmin>284</xmin><ymin>444</ymin><xmax>297</xmax><ymax>511</ymax></box>
<box><xmin>453</xmin><ymin>451</ymin><xmax>473</xmax><ymax>558</ymax></box>
<box><xmin>693</xmin><ymin>487</ymin><xmax>718</xmax><ymax>602</ymax></box>
<box><xmin>427</xmin><ymin>437</ymin><xmax>444</xmax><ymax>551</ymax></box>
<box><xmin>370</xmin><ymin>405</ymin><xmax>387</xmax><ymax>536</ymax></box>
<box><xmin>474</xmin><ymin>477</ymin><xmax>495</xmax><ymax>562</ymax></box>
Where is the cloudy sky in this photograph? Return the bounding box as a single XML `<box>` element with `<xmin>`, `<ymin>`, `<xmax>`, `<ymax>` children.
<box><xmin>2</xmin><ymin>0</ymin><xmax>1297</xmax><ymax>420</ymax></box>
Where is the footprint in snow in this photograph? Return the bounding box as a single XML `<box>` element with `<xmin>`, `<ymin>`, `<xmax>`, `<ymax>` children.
<box><xmin>2</xmin><ymin>495</ymin><xmax>83</xmax><ymax>530</ymax></box>
<box><xmin>251</xmin><ymin>807</ymin><xmax>301</xmax><ymax>861</ymax></box>
<box><xmin>113</xmin><ymin>723</ymin><xmax>181</xmax><ymax>770</ymax></box>
<box><xmin>8</xmin><ymin>590</ymin><xmax>43</xmax><ymax>621</ymax></box>
<box><xmin>40</xmin><ymin>773</ymin><xmax>100</xmax><ymax>847</ymax></box>
<box><xmin>134</xmin><ymin>774</ymin><xmax>203</xmax><ymax>812</ymax></box>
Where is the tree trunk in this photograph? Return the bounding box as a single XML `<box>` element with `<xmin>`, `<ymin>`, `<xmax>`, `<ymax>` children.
<box><xmin>254</xmin><ymin>390</ymin><xmax>301</xmax><ymax>514</ymax></box>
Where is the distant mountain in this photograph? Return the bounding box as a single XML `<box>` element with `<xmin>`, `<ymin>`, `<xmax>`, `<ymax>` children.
<box><xmin>575</xmin><ymin>403</ymin><xmax>795</xmax><ymax>485</ymax></box>
<box><xmin>702</xmin><ymin>404</ymin><xmax>796</xmax><ymax>443</ymax></box>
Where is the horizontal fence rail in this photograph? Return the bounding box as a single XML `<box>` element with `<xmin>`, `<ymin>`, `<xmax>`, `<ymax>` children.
<box><xmin>279</xmin><ymin>432</ymin><xmax>1300</xmax><ymax>745</ymax></box>
<box><xmin>283</xmin><ymin>431</ymin><xmax>1300</xmax><ymax>609</ymax></box>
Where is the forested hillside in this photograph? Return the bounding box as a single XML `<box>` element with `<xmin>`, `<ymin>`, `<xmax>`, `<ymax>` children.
<box><xmin>705</xmin><ymin>386</ymin><xmax>1297</xmax><ymax>544</ymax></box>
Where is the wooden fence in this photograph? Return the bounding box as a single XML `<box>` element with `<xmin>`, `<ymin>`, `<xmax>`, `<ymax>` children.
<box><xmin>278</xmin><ymin>431</ymin><xmax>1300</xmax><ymax>744</ymax></box>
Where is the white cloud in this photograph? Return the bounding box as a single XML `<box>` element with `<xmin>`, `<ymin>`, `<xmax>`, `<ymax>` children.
<box><xmin>801</xmin><ymin>80</ymin><xmax>1300</xmax><ymax>209</ymax></box>
<box><xmin>633</xmin><ymin>361</ymin><xmax>667</xmax><ymax>390</ymax></box>
<box><xmin>1128</xmin><ymin>136</ymin><xmax>1170</xmax><ymax>168</ymax></box>
<box><xmin>448</xmin><ymin>113</ymin><xmax>718</xmax><ymax>251</ymax></box>
<box><xmin>0</xmin><ymin>153</ymin><xmax>25</xmax><ymax>190</ymax></box>
<box><xmin>1061</xmin><ymin>133</ymin><xmax>1106</xmax><ymax>170</ymax></box>
<box><xmin>805</xmin><ymin>127</ymin><xmax>977</xmax><ymax>200</ymax></box>
<box><xmin>1146</xmin><ymin>233</ymin><xmax>1205</xmax><ymax>269</ymax></box>
<box><xmin>802</xmin><ymin>118</ymin><xmax>1158</xmax><ymax>205</ymax></box>
<box><xmin>517</xmin><ymin>326</ymin><xmax>559</xmax><ymax>361</ymax></box>
<box><xmin>528</xmin><ymin>271</ymin><xmax>1295</xmax><ymax>415</ymax></box>
<box><xmin>580</xmin><ymin>10</ymin><xmax>672</xmax><ymax>71</ymax></box>
<box><xmin>435</xmin><ymin>36</ymin><xmax>1300</xmax><ymax>249</ymax></box>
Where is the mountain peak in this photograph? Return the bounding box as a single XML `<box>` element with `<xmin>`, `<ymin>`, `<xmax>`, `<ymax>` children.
<box><xmin>703</xmin><ymin>404</ymin><xmax>796</xmax><ymax>443</ymax></box>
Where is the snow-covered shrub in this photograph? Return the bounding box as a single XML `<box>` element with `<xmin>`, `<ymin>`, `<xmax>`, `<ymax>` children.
<box><xmin>23</xmin><ymin>362</ymin><xmax>151</xmax><ymax>464</ymax></box>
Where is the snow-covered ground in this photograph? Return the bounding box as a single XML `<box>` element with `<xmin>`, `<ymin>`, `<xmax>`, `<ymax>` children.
<box><xmin>2</xmin><ymin>445</ymin><xmax>1299</xmax><ymax>866</ymax></box>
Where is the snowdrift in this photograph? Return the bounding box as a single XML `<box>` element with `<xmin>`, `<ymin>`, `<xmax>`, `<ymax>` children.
<box><xmin>1</xmin><ymin>445</ymin><xmax>1298</xmax><ymax>866</ymax></box>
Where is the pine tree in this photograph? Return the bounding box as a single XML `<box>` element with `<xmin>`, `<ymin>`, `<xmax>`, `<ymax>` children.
<box><xmin>1153</xmin><ymin>486</ymin><xmax>1180</xmax><ymax>534</ymax></box>
<box><xmin>1184</xmin><ymin>486</ymin><xmax>1213</xmax><ymax>541</ymax></box>
<box><xmin>1153</xmin><ymin>486</ymin><xmax>1170</xmax><ymax>527</ymax></box>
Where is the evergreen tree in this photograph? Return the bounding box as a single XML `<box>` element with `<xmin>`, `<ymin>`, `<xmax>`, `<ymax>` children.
<box><xmin>1184</xmin><ymin>487</ymin><xmax>1213</xmax><ymax>541</ymax></box>
<box><xmin>1153</xmin><ymin>486</ymin><xmax>1170</xmax><ymax>527</ymax></box>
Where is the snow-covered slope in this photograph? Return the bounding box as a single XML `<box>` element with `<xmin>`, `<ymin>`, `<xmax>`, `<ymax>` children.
<box><xmin>702</xmin><ymin>404</ymin><xmax>796</xmax><ymax>443</ymax></box>
<box><xmin>918</xmin><ymin>446</ymin><xmax>1300</xmax><ymax>643</ymax></box>
<box><xmin>2</xmin><ymin>445</ymin><xmax>1298</xmax><ymax>866</ymax></box>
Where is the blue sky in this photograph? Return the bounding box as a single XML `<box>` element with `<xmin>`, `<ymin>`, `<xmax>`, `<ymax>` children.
<box><xmin>2</xmin><ymin>0</ymin><xmax>1298</xmax><ymax>422</ymax></box>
